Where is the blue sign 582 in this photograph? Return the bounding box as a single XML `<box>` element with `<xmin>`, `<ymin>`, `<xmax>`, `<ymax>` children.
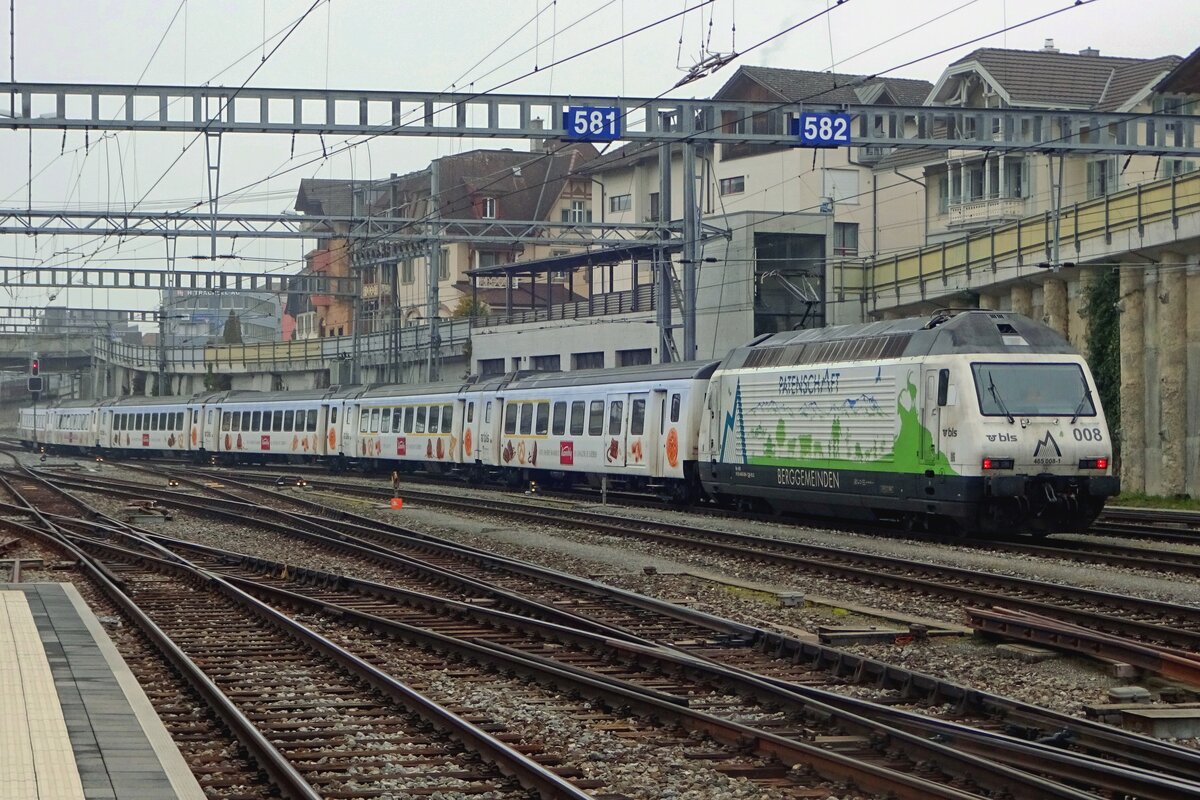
<box><xmin>793</xmin><ymin>113</ymin><xmax>852</xmax><ymax>147</ymax></box>
<box><xmin>564</xmin><ymin>106</ymin><xmax>621</xmax><ymax>141</ymax></box>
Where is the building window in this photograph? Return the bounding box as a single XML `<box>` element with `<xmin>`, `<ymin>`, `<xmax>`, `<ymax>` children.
<box><xmin>561</xmin><ymin>200</ymin><xmax>591</xmax><ymax>223</ymax></box>
<box><xmin>401</xmin><ymin>260</ymin><xmax>414</xmax><ymax>284</ymax></box>
<box><xmin>937</xmin><ymin>175</ymin><xmax>950</xmax><ymax>214</ymax></box>
<box><xmin>833</xmin><ymin>223</ymin><xmax>859</xmax><ymax>257</ymax></box>
<box><xmin>1086</xmin><ymin>158</ymin><xmax>1117</xmax><ymax>199</ymax></box>
<box><xmin>572</xmin><ymin>351</ymin><xmax>604</xmax><ymax>370</ymax></box>
<box><xmin>822</xmin><ymin>169</ymin><xmax>860</xmax><ymax>205</ymax></box>
<box><xmin>438</xmin><ymin>248</ymin><xmax>450</xmax><ymax>281</ymax></box>
<box><xmin>1162</xmin><ymin>159</ymin><xmax>1197</xmax><ymax>178</ymax></box>
<box><xmin>609</xmin><ymin>194</ymin><xmax>631</xmax><ymax>212</ymax></box>
<box><xmin>530</xmin><ymin>354</ymin><xmax>561</xmax><ymax>372</ymax></box>
<box><xmin>481</xmin><ymin>197</ymin><xmax>496</xmax><ymax>218</ymax></box>
<box><xmin>478</xmin><ymin>358</ymin><xmax>504</xmax><ymax>377</ymax></box>
<box><xmin>718</xmin><ymin>176</ymin><xmax>745</xmax><ymax>195</ymax></box>
<box><xmin>616</xmin><ymin>348</ymin><xmax>651</xmax><ymax>367</ymax></box>
<box><xmin>648</xmin><ymin>192</ymin><xmax>660</xmax><ymax>221</ymax></box>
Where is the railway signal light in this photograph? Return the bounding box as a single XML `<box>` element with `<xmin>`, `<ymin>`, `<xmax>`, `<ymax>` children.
<box><xmin>29</xmin><ymin>358</ymin><xmax>39</xmax><ymax>376</ymax></box>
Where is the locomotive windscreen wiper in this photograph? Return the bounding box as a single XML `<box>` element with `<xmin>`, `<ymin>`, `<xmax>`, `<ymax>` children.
<box><xmin>1070</xmin><ymin>376</ymin><xmax>1094</xmax><ymax>424</ymax></box>
<box><xmin>987</xmin><ymin>372</ymin><xmax>1015</xmax><ymax>424</ymax></box>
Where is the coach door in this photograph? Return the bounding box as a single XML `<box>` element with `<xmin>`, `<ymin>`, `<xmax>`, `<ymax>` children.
<box><xmin>625</xmin><ymin>392</ymin><xmax>650</xmax><ymax>471</ymax></box>
<box><xmin>604</xmin><ymin>394</ymin><xmax>628</xmax><ymax>467</ymax></box>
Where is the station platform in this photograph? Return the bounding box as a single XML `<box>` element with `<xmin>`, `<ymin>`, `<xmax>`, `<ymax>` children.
<box><xmin>1</xmin><ymin>583</ymin><xmax>205</xmax><ymax>800</ymax></box>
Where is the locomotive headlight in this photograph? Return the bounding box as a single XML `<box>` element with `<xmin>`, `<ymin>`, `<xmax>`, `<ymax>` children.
<box><xmin>1078</xmin><ymin>457</ymin><xmax>1109</xmax><ymax>469</ymax></box>
<box><xmin>982</xmin><ymin>457</ymin><xmax>1014</xmax><ymax>470</ymax></box>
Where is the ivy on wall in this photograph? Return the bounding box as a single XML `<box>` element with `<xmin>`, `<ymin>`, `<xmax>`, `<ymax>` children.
<box><xmin>1080</xmin><ymin>268</ymin><xmax>1121</xmax><ymax>453</ymax></box>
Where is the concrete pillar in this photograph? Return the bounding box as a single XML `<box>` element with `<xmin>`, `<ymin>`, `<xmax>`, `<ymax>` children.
<box><xmin>1156</xmin><ymin>255</ymin><xmax>1185</xmax><ymax>494</ymax></box>
<box><xmin>1010</xmin><ymin>283</ymin><xmax>1033</xmax><ymax>318</ymax></box>
<box><xmin>1143</xmin><ymin>267</ymin><xmax>1161</xmax><ymax>493</ymax></box>
<box><xmin>1069</xmin><ymin>269</ymin><xmax>1097</xmax><ymax>360</ymax></box>
<box><xmin>978</xmin><ymin>292</ymin><xmax>1000</xmax><ymax>310</ymax></box>
<box><xmin>1187</xmin><ymin>259</ymin><xmax>1200</xmax><ymax>498</ymax></box>
<box><xmin>1042</xmin><ymin>277</ymin><xmax>1068</xmax><ymax>338</ymax></box>
<box><xmin>1119</xmin><ymin>267</ymin><xmax>1146</xmax><ymax>494</ymax></box>
<box><xmin>1158</xmin><ymin>253</ymin><xmax>1187</xmax><ymax>496</ymax></box>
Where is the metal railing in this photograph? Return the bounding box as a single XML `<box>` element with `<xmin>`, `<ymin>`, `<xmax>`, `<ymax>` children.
<box><xmin>473</xmin><ymin>284</ymin><xmax>665</xmax><ymax>328</ymax></box>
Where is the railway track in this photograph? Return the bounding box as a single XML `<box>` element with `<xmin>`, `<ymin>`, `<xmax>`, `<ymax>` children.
<box><xmin>0</xmin><ymin>462</ymin><xmax>1101</xmax><ymax>798</ymax></box>
<box><xmin>103</xmin><ymin>466</ymin><xmax>1200</xmax><ymax>652</ymax></box>
<box><xmin>22</xmin><ymin>462</ymin><xmax>1200</xmax><ymax>797</ymax></box>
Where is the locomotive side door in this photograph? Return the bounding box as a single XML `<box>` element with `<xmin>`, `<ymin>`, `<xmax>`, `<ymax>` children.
<box><xmin>921</xmin><ymin>371</ymin><xmax>941</xmax><ymax>463</ymax></box>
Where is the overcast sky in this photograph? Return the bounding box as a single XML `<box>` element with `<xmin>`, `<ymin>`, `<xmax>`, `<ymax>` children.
<box><xmin>0</xmin><ymin>0</ymin><xmax>1197</xmax><ymax>315</ymax></box>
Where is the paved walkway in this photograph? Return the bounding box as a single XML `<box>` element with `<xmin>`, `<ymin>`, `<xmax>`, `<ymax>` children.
<box><xmin>0</xmin><ymin>583</ymin><xmax>204</xmax><ymax>800</ymax></box>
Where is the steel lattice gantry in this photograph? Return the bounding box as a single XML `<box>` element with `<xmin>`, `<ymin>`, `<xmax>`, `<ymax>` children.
<box><xmin>3</xmin><ymin>81</ymin><xmax>1200</xmax><ymax>154</ymax></box>
<box><xmin>0</xmin><ymin>266</ymin><xmax>359</xmax><ymax>295</ymax></box>
<box><xmin>0</xmin><ymin>207</ymin><xmax>675</xmax><ymax>244</ymax></box>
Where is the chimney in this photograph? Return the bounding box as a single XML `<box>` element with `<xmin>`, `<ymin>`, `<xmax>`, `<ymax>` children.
<box><xmin>1042</xmin><ymin>38</ymin><xmax>1059</xmax><ymax>53</ymax></box>
<box><xmin>1079</xmin><ymin>47</ymin><xmax>1100</xmax><ymax>57</ymax></box>
<box><xmin>530</xmin><ymin>118</ymin><xmax>547</xmax><ymax>153</ymax></box>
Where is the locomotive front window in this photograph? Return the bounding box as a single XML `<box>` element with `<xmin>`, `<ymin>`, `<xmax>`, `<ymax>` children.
<box><xmin>971</xmin><ymin>362</ymin><xmax>1095</xmax><ymax>417</ymax></box>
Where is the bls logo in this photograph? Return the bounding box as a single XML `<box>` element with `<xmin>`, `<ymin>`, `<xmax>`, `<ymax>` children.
<box><xmin>1033</xmin><ymin>431</ymin><xmax>1061</xmax><ymax>458</ymax></box>
<box><xmin>986</xmin><ymin>433</ymin><xmax>1018</xmax><ymax>443</ymax></box>
<box><xmin>559</xmin><ymin>441</ymin><xmax>574</xmax><ymax>465</ymax></box>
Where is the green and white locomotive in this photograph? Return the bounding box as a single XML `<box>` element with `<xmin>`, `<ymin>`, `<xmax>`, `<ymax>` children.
<box><xmin>699</xmin><ymin>311</ymin><xmax>1119</xmax><ymax>535</ymax></box>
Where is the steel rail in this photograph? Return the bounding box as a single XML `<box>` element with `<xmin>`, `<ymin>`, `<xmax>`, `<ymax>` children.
<box><xmin>94</xmin><ymin>528</ymin><xmax>1146</xmax><ymax>800</ymax></box>
<box><xmin>63</xmin><ymin>533</ymin><xmax>595</xmax><ymax>800</ymax></box>
<box><xmin>0</xmin><ymin>470</ymin><xmax>322</xmax><ymax>800</ymax></box>
<box><xmin>26</xmin><ymin>462</ymin><xmax>1200</xmax><ymax>786</ymax></box>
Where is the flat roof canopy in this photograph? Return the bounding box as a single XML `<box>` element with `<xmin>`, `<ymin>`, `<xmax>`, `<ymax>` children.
<box><xmin>466</xmin><ymin>242</ymin><xmax>679</xmax><ymax>279</ymax></box>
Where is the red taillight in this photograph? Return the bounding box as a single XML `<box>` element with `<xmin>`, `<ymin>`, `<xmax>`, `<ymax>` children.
<box><xmin>982</xmin><ymin>458</ymin><xmax>1014</xmax><ymax>470</ymax></box>
<box><xmin>1096</xmin><ymin>457</ymin><xmax>1108</xmax><ymax>470</ymax></box>
<box><xmin>982</xmin><ymin>458</ymin><xmax>993</xmax><ymax>470</ymax></box>
<box><xmin>1079</xmin><ymin>457</ymin><xmax>1110</xmax><ymax>469</ymax></box>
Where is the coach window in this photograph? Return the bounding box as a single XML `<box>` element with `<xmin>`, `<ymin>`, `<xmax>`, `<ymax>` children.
<box><xmin>308</xmin><ymin>410</ymin><xmax>319</xmax><ymax>431</ymax></box>
<box><xmin>403</xmin><ymin>407</ymin><xmax>414</xmax><ymax>433</ymax></box>
<box><xmin>250</xmin><ymin>411</ymin><xmax>261</xmax><ymax>431</ymax></box>
<box><xmin>570</xmin><ymin>401</ymin><xmax>585</xmax><ymax>436</ymax></box>
<box><xmin>427</xmin><ymin>406</ymin><xmax>440</xmax><ymax>434</ymax></box>
<box><xmin>273</xmin><ymin>411</ymin><xmax>284</xmax><ymax>432</ymax></box>
<box><xmin>285</xmin><ymin>410</ymin><xmax>295</xmax><ymax>431</ymax></box>
<box><xmin>485</xmin><ymin>401</ymin><xmax>492</xmax><ymax>423</ymax></box>
<box><xmin>670</xmin><ymin>393</ymin><xmax>681</xmax><ymax>423</ymax></box>
<box><xmin>329</xmin><ymin>407</ymin><xmax>338</xmax><ymax>425</ymax></box>
<box><xmin>535</xmin><ymin>402</ymin><xmax>549</xmax><ymax>436</ymax></box>
<box><xmin>467</xmin><ymin>402</ymin><xmax>475</xmax><ymax>424</ymax></box>
<box><xmin>519</xmin><ymin>402</ymin><xmax>534</xmax><ymax>436</ymax></box>
<box><xmin>175</xmin><ymin>412</ymin><xmax>183</xmax><ymax>430</ymax></box>
<box><xmin>588</xmin><ymin>400</ymin><xmax>605</xmax><ymax>436</ymax></box>
<box><xmin>552</xmin><ymin>402</ymin><xmax>567</xmax><ymax>436</ymax></box>
<box><xmin>442</xmin><ymin>404</ymin><xmax>453</xmax><ymax>432</ymax></box>
<box><xmin>415</xmin><ymin>406</ymin><xmax>427</xmax><ymax>433</ymax></box>
<box><xmin>389</xmin><ymin>408</ymin><xmax>401</xmax><ymax>432</ymax></box>
<box><xmin>151</xmin><ymin>414</ymin><xmax>159</xmax><ymax>431</ymax></box>
<box><xmin>230</xmin><ymin>413</ymin><xmax>240</xmax><ymax>432</ymax></box>
<box><xmin>631</xmin><ymin>399</ymin><xmax>646</xmax><ymax>436</ymax></box>
<box><xmin>503</xmin><ymin>403</ymin><xmax>518</xmax><ymax>435</ymax></box>
<box><xmin>381</xmin><ymin>409</ymin><xmax>392</xmax><ymax>434</ymax></box>
<box><xmin>160</xmin><ymin>413</ymin><xmax>168</xmax><ymax>429</ymax></box>
<box><xmin>221</xmin><ymin>412</ymin><xmax>230</xmax><ymax>431</ymax></box>
<box><xmin>366</xmin><ymin>409</ymin><xmax>378</xmax><ymax>433</ymax></box>
<box><xmin>608</xmin><ymin>401</ymin><xmax>623</xmax><ymax>435</ymax></box>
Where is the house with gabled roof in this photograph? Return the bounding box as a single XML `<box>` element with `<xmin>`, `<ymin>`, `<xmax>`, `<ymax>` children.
<box><xmin>584</xmin><ymin>64</ymin><xmax>933</xmax><ymax>356</ymax></box>
<box><xmin>919</xmin><ymin>42</ymin><xmax>1187</xmax><ymax>241</ymax></box>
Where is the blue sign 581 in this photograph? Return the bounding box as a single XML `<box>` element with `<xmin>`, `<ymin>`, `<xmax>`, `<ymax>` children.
<box><xmin>793</xmin><ymin>113</ymin><xmax>852</xmax><ymax>147</ymax></box>
<box><xmin>564</xmin><ymin>106</ymin><xmax>621</xmax><ymax>141</ymax></box>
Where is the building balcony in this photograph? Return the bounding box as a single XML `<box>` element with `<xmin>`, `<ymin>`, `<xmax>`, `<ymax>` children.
<box><xmin>946</xmin><ymin>197</ymin><xmax>1026</xmax><ymax>228</ymax></box>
